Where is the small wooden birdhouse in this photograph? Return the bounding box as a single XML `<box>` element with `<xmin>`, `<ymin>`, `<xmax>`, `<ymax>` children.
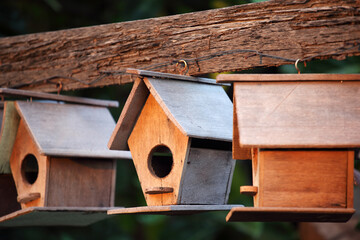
<box><xmin>8</xmin><ymin>101</ymin><xmax>131</xmax><ymax>210</ymax></box>
<box><xmin>109</xmin><ymin>69</ymin><xmax>235</xmax><ymax>207</ymax></box>
<box><xmin>216</xmin><ymin>74</ymin><xmax>359</xmax><ymax>222</ymax></box>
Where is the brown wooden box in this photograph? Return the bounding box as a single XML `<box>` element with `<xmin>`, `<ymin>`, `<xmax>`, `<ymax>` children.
<box><xmin>216</xmin><ymin>74</ymin><xmax>359</xmax><ymax>222</ymax></box>
<box><xmin>109</xmin><ymin>69</ymin><xmax>235</xmax><ymax>207</ymax></box>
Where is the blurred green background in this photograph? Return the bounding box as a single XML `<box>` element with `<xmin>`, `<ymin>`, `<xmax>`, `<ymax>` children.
<box><xmin>0</xmin><ymin>0</ymin><xmax>359</xmax><ymax>239</ymax></box>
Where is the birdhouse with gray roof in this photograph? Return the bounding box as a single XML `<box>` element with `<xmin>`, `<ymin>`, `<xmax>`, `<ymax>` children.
<box><xmin>108</xmin><ymin>69</ymin><xmax>235</xmax><ymax>207</ymax></box>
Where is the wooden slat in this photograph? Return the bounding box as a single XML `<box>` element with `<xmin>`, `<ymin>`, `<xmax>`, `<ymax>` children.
<box><xmin>108</xmin><ymin>205</ymin><xmax>243</xmax><ymax>215</ymax></box>
<box><xmin>108</xmin><ymin>78</ymin><xmax>149</xmax><ymax>150</ymax></box>
<box><xmin>0</xmin><ymin>207</ymin><xmax>115</xmax><ymax>227</ymax></box>
<box><xmin>1</xmin><ymin>0</ymin><xmax>359</xmax><ymax>92</ymax></box>
<box><xmin>226</xmin><ymin>207</ymin><xmax>355</xmax><ymax>222</ymax></box>
<box><xmin>217</xmin><ymin>74</ymin><xmax>360</xmax><ymax>83</ymax></box>
<box><xmin>179</xmin><ymin>148</ymin><xmax>234</xmax><ymax>205</ymax></box>
<box><xmin>144</xmin><ymin>78</ymin><xmax>233</xmax><ymax>142</ymax></box>
<box><xmin>233</xmin><ymin>81</ymin><xmax>360</xmax><ymax>148</ymax></box>
<box><xmin>15</xmin><ymin>101</ymin><xmax>122</xmax><ymax>158</ymax></box>
<box><xmin>126</xmin><ymin>68</ymin><xmax>228</xmax><ymax>86</ymax></box>
<box><xmin>0</xmin><ymin>102</ymin><xmax>20</xmax><ymax>174</ymax></box>
<box><xmin>258</xmin><ymin>150</ymin><xmax>349</xmax><ymax>208</ymax></box>
<box><xmin>0</xmin><ymin>88</ymin><xmax>118</xmax><ymax>108</ymax></box>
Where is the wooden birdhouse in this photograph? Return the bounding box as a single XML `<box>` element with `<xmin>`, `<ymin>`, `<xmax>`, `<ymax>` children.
<box><xmin>216</xmin><ymin>74</ymin><xmax>359</xmax><ymax>222</ymax></box>
<box><xmin>0</xmin><ymin>89</ymin><xmax>132</xmax><ymax>226</ymax></box>
<box><xmin>108</xmin><ymin>69</ymin><xmax>235</xmax><ymax>208</ymax></box>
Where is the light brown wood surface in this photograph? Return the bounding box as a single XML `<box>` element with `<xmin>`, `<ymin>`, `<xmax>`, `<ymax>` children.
<box><xmin>254</xmin><ymin>150</ymin><xmax>352</xmax><ymax>209</ymax></box>
<box><xmin>0</xmin><ymin>207</ymin><xmax>114</xmax><ymax>227</ymax></box>
<box><xmin>128</xmin><ymin>94</ymin><xmax>190</xmax><ymax>206</ymax></box>
<box><xmin>108</xmin><ymin>205</ymin><xmax>242</xmax><ymax>215</ymax></box>
<box><xmin>217</xmin><ymin>74</ymin><xmax>360</xmax><ymax>83</ymax></box>
<box><xmin>233</xmin><ymin>81</ymin><xmax>360</xmax><ymax>148</ymax></box>
<box><xmin>9</xmin><ymin>119</ymin><xmax>49</xmax><ymax>209</ymax></box>
<box><xmin>1</xmin><ymin>0</ymin><xmax>359</xmax><ymax>92</ymax></box>
<box><xmin>226</xmin><ymin>207</ymin><xmax>355</xmax><ymax>222</ymax></box>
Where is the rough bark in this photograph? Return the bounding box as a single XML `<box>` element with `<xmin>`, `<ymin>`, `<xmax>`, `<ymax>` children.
<box><xmin>0</xmin><ymin>0</ymin><xmax>359</xmax><ymax>92</ymax></box>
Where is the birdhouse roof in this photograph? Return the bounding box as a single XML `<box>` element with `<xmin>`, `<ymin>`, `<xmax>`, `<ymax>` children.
<box><xmin>14</xmin><ymin>101</ymin><xmax>131</xmax><ymax>159</ymax></box>
<box><xmin>109</xmin><ymin>69</ymin><xmax>233</xmax><ymax>151</ymax></box>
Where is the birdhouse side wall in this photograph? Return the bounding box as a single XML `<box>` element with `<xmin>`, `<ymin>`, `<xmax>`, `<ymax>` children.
<box><xmin>253</xmin><ymin>150</ymin><xmax>353</xmax><ymax>208</ymax></box>
<box><xmin>0</xmin><ymin>174</ymin><xmax>21</xmax><ymax>216</ymax></box>
<box><xmin>179</xmin><ymin>147</ymin><xmax>234</xmax><ymax>205</ymax></box>
<box><xmin>46</xmin><ymin>157</ymin><xmax>116</xmax><ymax>207</ymax></box>
<box><xmin>128</xmin><ymin>94</ymin><xmax>190</xmax><ymax>206</ymax></box>
<box><xmin>9</xmin><ymin>119</ymin><xmax>49</xmax><ymax>208</ymax></box>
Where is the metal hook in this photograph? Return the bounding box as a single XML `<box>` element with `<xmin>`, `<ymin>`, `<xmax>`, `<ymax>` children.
<box><xmin>56</xmin><ymin>81</ymin><xmax>63</xmax><ymax>95</ymax></box>
<box><xmin>176</xmin><ymin>60</ymin><xmax>189</xmax><ymax>75</ymax></box>
<box><xmin>295</xmin><ymin>59</ymin><xmax>301</xmax><ymax>74</ymax></box>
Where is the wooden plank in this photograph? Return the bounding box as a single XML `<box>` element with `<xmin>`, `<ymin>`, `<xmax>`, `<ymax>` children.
<box><xmin>0</xmin><ymin>102</ymin><xmax>20</xmax><ymax>174</ymax></box>
<box><xmin>226</xmin><ymin>207</ymin><xmax>355</xmax><ymax>222</ymax></box>
<box><xmin>232</xmin><ymin>94</ymin><xmax>251</xmax><ymax>160</ymax></box>
<box><xmin>0</xmin><ymin>88</ymin><xmax>118</xmax><ymax>108</ymax></box>
<box><xmin>47</xmin><ymin>158</ymin><xmax>115</xmax><ymax>207</ymax></box>
<box><xmin>108</xmin><ymin>78</ymin><xmax>149</xmax><ymax>150</ymax></box>
<box><xmin>144</xmin><ymin>78</ymin><xmax>233</xmax><ymax>142</ymax></box>
<box><xmin>9</xmin><ymin>119</ymin><xmax>49</xmax><ymax>209</ymax></box>
<box><xmin>0</xmin><ymin>174</ymin><xmax>21</xmax><ymax>217</ymax></box>
<box><xmin>1</xmin><ymin>0</ymin><xmax>359</xmax><ymax>92</ymax></box>
<box><xmin>108</xmin><ymin>205</ymin><xmax>243</xmax><ymax>215</ymax></box>
<box><xmin>128</xmin><ymin>94</ymin><xmax>190</xmax><ymax>206</ymax></box>
<box><xmin>0</xmin><ymin>207</ymin><xmax>114</xmax><ymax>227</ymax></box>
<box><xmin>347</xmin><ymin>151</ymin><xmax>354</xmax><ymax>208</ymax></box>
<box><xmin>126</xmin><ymin>68</ymin><xmax>228</xmax><ymax>86</ymax></box>
<box><xmin>179</xmin><ymin>148</ymin><xmax>234</xmax><ymax>205</ymax></box>
<box><xmin>258</xmin><ymin>150</ymin><xmax>349</xmax><ymax>208</ymax></box>
<box><xmin>15</xmin><ymin>101</ymin><xmax>122</xmax><ymax>158</ymax></box>
<box><xmin>217</xmin><ymin>74</ymin><xmax>360</xmax><ymax>83</ymax></box>
<box><xmin>41</xmin><ymin>149</ymin><xmax>132</xmax><ymax>159</ymax></box>
<box><xmin>233</xmin><ymin>81</ymin><xmax>360</xmax><ymax>148</ymax></box>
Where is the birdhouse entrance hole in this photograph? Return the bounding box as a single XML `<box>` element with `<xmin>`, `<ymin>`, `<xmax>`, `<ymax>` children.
<box><xmin>21</xmin><ymin>154</ymin><xmax>39</xmax><ymax>184</ymax></box>
<box><xmin>148</xmin><ymin>145</ymin><xmax>173</xmax><ymax>178</ymax></box>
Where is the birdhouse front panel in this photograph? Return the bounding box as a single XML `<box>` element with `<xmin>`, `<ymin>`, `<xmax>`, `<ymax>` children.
<box><xmin>251</xmin><ymin>149</ymin><xmax>353</xmax><ymax>209</ymax></box>
<box><xmin>128</xmin><ymin>94</ymin><xmax>190</xmax><ymax>206</ymax></box>
<box><xmin>10</xmin><ymin>119</ymin><xmax>49</xmax><ymax>209</ymax></box>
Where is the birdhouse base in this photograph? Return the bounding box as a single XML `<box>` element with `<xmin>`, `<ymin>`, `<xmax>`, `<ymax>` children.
<box><xmin>226</xmin><ymin>207</ymin><xmax>355</xmax><ymax>222</ymax></box>
<box><xmin>108</xmin><ymin>205</ymin><xmax>243</xmax><ymax>216</ymax></box>
<box><xmin>0</xmin><ymin>207</ymin><xmax>118</xmax><ymax>227</ymax></box>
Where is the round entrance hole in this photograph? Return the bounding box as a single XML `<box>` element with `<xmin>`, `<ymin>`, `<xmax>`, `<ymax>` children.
<box><xmin>148</xmin><ymin>145</ymin><xmax>173</xmax><ymax>178</ymax></box>
<box><xmin>21</xmin><ymin>154</ymin><xmax>39</xmax><ymax>184</ymax></box>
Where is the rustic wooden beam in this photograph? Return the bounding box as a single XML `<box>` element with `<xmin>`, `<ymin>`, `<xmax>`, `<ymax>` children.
<box><xmin>0</xmin><ymin>0</ymin><xmax>359</xmax><ymax>92</ymax></box>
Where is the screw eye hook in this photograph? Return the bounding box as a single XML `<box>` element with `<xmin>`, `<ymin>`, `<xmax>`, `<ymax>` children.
<box><xmin>176</xmin><ymin>60</ymin><xmax>189</xmax><ymax>75</ymax></box>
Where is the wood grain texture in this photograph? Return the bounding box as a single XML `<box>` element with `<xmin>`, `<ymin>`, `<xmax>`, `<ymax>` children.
<box><xmin>0</xmin><ymin>102</ymin><xmax>20</xmax><ymax>174</ymax></box>
<box><xmin>0</xmin><ymin>88</ymin><xmax>118</xmax><ymax>108</ymax></box>
<box><xmin>0</xmin><ymin>207</ymin><xmax>113</xmax><ymax>227</ymax></box>
<box><xmin>9</xmin><ymin>119</ymin><xmax>49</xmax><ymax>209</ymax></box>
<box><xmin>15</xmin><ymin>101</ymin><xmax>126</xmax><ymax>158</ymax></box>
<box><xmin>128</xmin><ymin>94</ymin><xmax>190</xmax><ymax>206</ymax></box>
<box><xmin>233</xmin><ymin>81</ymin><xmax>360</xmax><ymax>148</ymax></box>
<box><xmin>256</xmin><ymin>150</ymin><xmax>351</xmax><ymax>208</ymax></box>
<box><xmin>217</xmin><ymin>74</ymin><xmax>360</xmax><ymax>83</ymax></box>
<box><xmin>0</xmin><ymin>174</ymin><xmax>21</xmax><ymax>217</ymax></box>
<box><xmin>47</xmin><ymin>157</ymin><xmax>115</xmax><ymax>207</ymax></box>
<box><xmin>1</xmin><ymin>0</ymin><xmax>359</xmax><ymax>92</ymax></box>
<box><xmin>108</xmin><ymin>205</ymin><xmax>243</xmax><ymax>215</ymax></box>
<box><xmin>179</xmin><ymin>148</ymin><xmax>234</xmax><ymax>205</ymax></box>
<box><xmin>226</xmin><ymin>207</ymin><xmax>355</xmax><ymax>222</ymax></box>
<box><xmin>144</xmin><ymin>78</ymin><xmax>233</xmax><ymax>142</ymax></box>
<box><xmin>108</xmin><ymin>78</ymin><xmax>149</xmax><ymax>150</ymax></box>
